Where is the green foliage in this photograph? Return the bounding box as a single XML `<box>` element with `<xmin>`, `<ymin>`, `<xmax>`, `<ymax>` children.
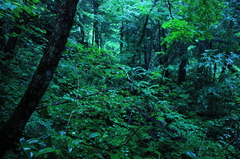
<box><xmin>1</xmin><ymin>0</ymin><xmax>240</xmax><ymax>158</ymax></box>
<box><xmin>161</xmin><ymin>0</ymin><xmax>225</xmax><ymax>45</ymax></box>
<box><xmin>162</xmin><ymin>19</ymin><xmax>197</xmax><ymax>43</ymax></box>
<box><xmin>18</xmin><ymin>137</ymin><xmax>62</xmax><ymax>159</ymax></box>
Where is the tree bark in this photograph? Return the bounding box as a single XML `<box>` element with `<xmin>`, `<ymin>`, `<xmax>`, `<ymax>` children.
<box><xmin>221</xmin><ymin>51</ymin><xmax>239</xmax><ymax>77</ymax></box>
<box><xmin>134</xmin><ymin>1</ymin><xmax>157</xmax><ymax>65</ymax></box>
<box><xmin>93</xmin><ymin>0</ymin><xmax>100</xmax><ymax>47</ymax></box>
<box><xmin>178</xmin><ymin>44</ymin><xmax>188</xmax><ymax>85</ymax></box>
<box><xmin>120</xmin><ymin>22</ymin><xmax>124</xmax><ymax>54</ymax></box>
<box><xmin>0</xmin><ymin>17</ymin><xmax>22</xmax><ymax>62</ymax></box>
<box><xmin>178</xmin><ymin>58</ymin><xmax>187</xmax><ymax>84</ymax></box>
<box><xmin>0</xmin><ymin>18</ymin><xmax>5</xmax><ymax>51</ymax></box>
<box><xmin>0</xmin><ymin>0</ymin><xmax>79</xmax><ymax>158</ymax></box>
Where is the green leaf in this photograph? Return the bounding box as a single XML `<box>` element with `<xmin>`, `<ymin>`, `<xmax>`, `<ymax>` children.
<box><xmin>187</xmin><ymin>45</ymin><xmax>196</xmax><ymax>51</ymax></box>
<box><xmin>13</xmin><ymin>11</ymin><xmax>20</xmax><ymax>18</ymax></box>
<box><xmin>27</xmin><ymin>138</ymin><xmax>44</xmax><ymax>145</ymax></box>
<box><xmin>36</xmin><ymin>147</ymin><xmax>56</xmax><ymax>157</ymax></box>
<box><xmin>184</xmin><ymin>151</ymin><xmax>197</xmax><ymax>158</ymax></box>
<box><xmin>156</xmin><ymin>51</ymin><xmax>167</xmax><ymax>55</ymax></box>
<box><xmin>19</xmin><ymin>137</ymin><xmax>26</xmax><ymax>144</ymax></box>
<box><xmin>33</xmin><ymin>0</ymin><xmax>40</xmax><ymax>3</ymax></box>
<box><xmin>59</xmin><ymin>131</ymin><xmax>66</xmax><ymax>135</ymax></box>
<box><xmin>84</xmin><ymin>146</ymin><xmax>103</xmax><ymax>153</ymax></box>
<box><xmin>90</xmin><ymin>132</ymin><xmax>100</xmax><ymax>138</ymax></box>
<box><xmin>24</xmin><ymin>6</ymin><xmax>32</xmax><ymax>14</ymax></box>
<box><xmin>237</xmin><ymin>32</ymin><xmax>240</xmax><ymax>37</ymax></box>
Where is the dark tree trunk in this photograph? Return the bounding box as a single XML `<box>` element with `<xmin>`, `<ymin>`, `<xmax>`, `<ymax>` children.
<box><xmin>4</xmin><ymin>27</ymin><xmax>21</xmax><ymax>52</ymax></box>
<box><xmin>221</xmin><ymin>51</ymin><xmax>239</xmax><ymax>77</ymax></box>
<box><xmin>2</xmin><ymin>24</ymin><xmax>22</xmax><ymax>61</ymax></box>
<box><xmin>144</xmin><ymin>45</ymin><xmax>150</xmax><ymax>70</ymax></box>
<box><xmin>0</xmin><ymin>18</ymin><xmax>4</xmax><ymax>51</ymax></box>
<box><xmin>0</xmin><ymin>0</ymin><xmax>79</xmax><ymax>158</ymax></box>
<box><xmin>120</xmin><ymin>22</ymin><xmax>124</xmax><ymax>54</ymax></box>
<box><xmin>161</xmin><ymin>28</ymin><xmax>167</xmax><ymax>53</ymax></box>
<box><xmin>178</xmin><ymin>58</ymin><xmax>187</xmax><ymax>85</ymax></box>
<box><xmin>178</xmin><ymin>44</ymin><xmax>188</xmax><ymax>85</ymax></box>
<box><xmin>80</xmin><ymin>27</ymin><xmax>85</xmax><ymax>43</ymax></box>
<box><xmin>136</xmin><ymin>14</ymin><xmax>149</xmax><ymax>64</ymax></box>
<box><xmin>160</xmin><ymin>27</ymin><xmax>170</xmax><ymax>78</ymax></box>
<box><xmin>135</xmin><ymin>1</ymin><xmax>157</xmax><ymax>66</ymax></box>
<box><xmin>1</xmin><ymin>9</ymin><xmax>33</xmax><ymax>61</ymax></box>
<box><xmin>93</xmin><ymin>0</ymin><xmax>100</xmax><ymax>47</ymax></box>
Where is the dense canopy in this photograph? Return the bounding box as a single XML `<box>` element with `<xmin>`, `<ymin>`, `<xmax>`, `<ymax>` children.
<box><xmin>0</xmin><ymin>0</ymin><xmax>239</xmax><ymax>158</ymax></box>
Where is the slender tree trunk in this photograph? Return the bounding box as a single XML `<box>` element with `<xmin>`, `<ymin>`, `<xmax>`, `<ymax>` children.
<box><xmin>221</xmin><ymin>51</ymin><xmax>238</xmax><ymax>77</ymax></box>
<box><xmin>0</xmin><ymin>18</ymin><xmax>4</xmax><ymax>51</ymax></box>
<box><xmin>93</xmin><ymin>0</ymin><xmax>100</xmax><ymax>47</ymax></box>
<box><xmin>160</xmin><ymin>27</ymin><xmax>170</xmax><ymax>78</ymax></box>
<box><xmin>80</xmin><ymin>27</ymin><xmax>85</xmax><ymax>43</ymax></box>
<box><xmin>0</xmin><ymin>0</ymin><xmax>79</xmax><ymax>158</ymax></box>
<box><xmin>143</xmin><ymin>45</ymin><xmax>149</xmax><ymax>70</ymax></box>
<box><xmin>178</xmin><ymin>58</ymin><xmax>187</xmax><ymax>85</ymax></box>
<box><xmin>136</xmin><ymin>14</ymin><xmax>149</xmax><ymax>65</ymax></box>
<box><xmin>3</xmin><ymin>26</ymin><xmax>21</xmax><ymax>53</ymax></box>
<box><xmin>120</xmin><ymin>22</ymin><xmax>124</xmax><ymax>54</ymax></box>
<box><xmin>212</xmin><ymin>62</ymin><xmax>217</xmax><ymax>84</ymax></box>
<box><xmin>1</xmin><ymin>19</ymin><xmax>22</xmax><ymax>62</ymax></box>
<box><xmin>178</xmin><ymin>44</ymin><xmax>188</xmax><ymax>85</ymax></box>
<box><xmin>135</xmin><ymin>1</ymin><xmax>157</xmax><ymax>65</ymax></box>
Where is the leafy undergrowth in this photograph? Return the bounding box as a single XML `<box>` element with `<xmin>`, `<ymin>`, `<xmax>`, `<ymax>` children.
<box><xmin>3</xmin><ymin>46</ymin><xmax>239</xmax><ymax>159</ymax></box>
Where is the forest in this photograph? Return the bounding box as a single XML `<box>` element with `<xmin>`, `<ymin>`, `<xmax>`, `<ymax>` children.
<box><xmin>0</xmin><ymin>0</ymin><xmax>239</xmax><ymax>158</ymax></box>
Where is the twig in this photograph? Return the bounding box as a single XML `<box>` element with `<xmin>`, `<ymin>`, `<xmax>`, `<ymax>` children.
<box><xmin>118</xmin><ymin>66</ymin><xmax>138</xmax><ymax>86</ymax></box>
<box><xmin>35</xmin><ymin>88</ymin><xmax>110</xmax><ymax>110</ymax></box>
<box><xmin>107</xmin><ymin>106</ymin><xmax>154</xmax><ymax>155</ymax></box>
<box><xmin>220</xmin><ymin>136</ymin><xmax>236</xmax><ymax>153</ymax></box>
<box><xmin>65</xmin><ymin>65</ymin><xmax>80</xmax><ymax>132</ymax></box>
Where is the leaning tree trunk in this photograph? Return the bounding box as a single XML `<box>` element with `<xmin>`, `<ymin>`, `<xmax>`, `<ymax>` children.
<box><xmin>0</xmin><ymin>0</ymin><xmax>79</xmax><ymax>158</ymax></box>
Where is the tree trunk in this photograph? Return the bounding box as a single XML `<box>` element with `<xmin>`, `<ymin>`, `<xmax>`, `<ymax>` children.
<box><xmin>0</xmin><ymin>18</ymin><xmax>4</xmax><ymax>51</ymax></box>
<box><xmin>135</xmin><ymin>1</ymin><xmax>157</xmax><ymax>65</ymax></box>
<box><xmin>0</xmin><ymin>0</ymin><xmax>79</xmax><ymax>158</ymax></box>
<box><xmin>3</xmin><ymin>26</ymin><xmax>21</xmax><ymax>55</ymax></box>
<box><xmin>160</xmin><ymin>27</ymin><xmax>170</xmax><ymax>78</ymax></box>
<box><xmin>120</xmin><ymin>22</ymin><xmax>124</xmax><ymax>54</ymax></box>
<box><xmin>0</xmin><ymin>18</ymin><xmax>22</xmax><ymax>62</ymax></box>
<box><xmin>178</xmin><ymin>44</ymin><xmax>188</xmax><ymax>85</ymax></box>
<box><xmin>221</xmin><ymin>51</ymin><xmax>239</xmax><ymax>77</ymax></box>
<box><xmin>93</xmin><ymin>0</ymin><xmax>100</xmax><ymax>47</ymax></box>
<box><xmin>178</xmin><ymin>58</ymin><xmax>187</xmax><ymax>84</ymax></box>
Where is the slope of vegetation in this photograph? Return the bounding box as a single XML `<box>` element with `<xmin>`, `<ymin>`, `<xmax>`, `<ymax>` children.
<box><xmin>0</xmin><ymin>0</ymin><xmax>239</xmax><ymax>158</ymax></box>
